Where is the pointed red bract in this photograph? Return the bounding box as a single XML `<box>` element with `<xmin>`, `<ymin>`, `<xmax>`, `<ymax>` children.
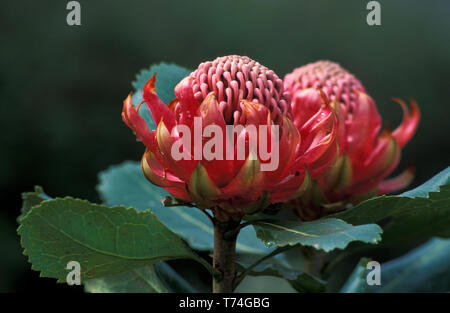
<box><xmin>392</xmin><ymin>98</ymin><xmax>420</xmax><ymax>148</ymax></box>
<box><xmin>143</xmin><ymin>74</ymin><xmax>176</xmax><ymax>132</ymax></box>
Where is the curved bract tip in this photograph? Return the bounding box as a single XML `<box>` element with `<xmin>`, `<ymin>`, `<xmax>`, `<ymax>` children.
<box><xmin>377</xmin><ymin>165</ymin><xmax>415</xmax><ymax>194</ymax></box>
<box><xmin>392</xmin><ymin>98</ymin><xmax>421</xmax><ymax>148</ymax></box>
<box><xmin>143</xmin><ymin>74</ymin><xmax>176</xmax><ymax>131</ymax></box>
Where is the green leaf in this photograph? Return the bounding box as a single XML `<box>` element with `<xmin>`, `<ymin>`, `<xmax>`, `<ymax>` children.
<box><xmin>18</xmin><ymin>186</ymin><xmax>50</xmax><ymax>223</ymax></box>
<box><xmin>331</xmin><ymin>184</ymin><xmax>450</xmax><ymax>246</ymax></box>
<box><xmin>366</xmin><ymin>237</ymin><xmax>450</xmax><ymax>292</ymax></box>
<box><xmin>238</xmin><ymin>262</ymin><xmax>325</xmax><ymax>293</ymax></box>
<box><xmin>84</xmin><ymin>262</ymin><xmax>196</xmax><ymax>293</ymax></box>
<box><xmin>234</xmin><ymin>246</ymin><xmax>324</xmax><ymax>292</ymax></box>
<box><xmin>401</xmin><ymin>166</ymin><xmax>450</xmax><ymax>198</ymax></box>
<box><xmin>18</xmin><ymin>187</ymin><xmax>189</xmax><ymax>292</ymax></box>
<box><xmin>235</xmin><ymin>275</ymin><xmax>298</xmax><ymax>293</ymax></box>
<box><xmin>288</xmin><ymin>273</ymin><xmax>326</xmax><ymax>293</ymax></box>
<box><xmin>340</xmin><ymin>258</ymin><xmax>371</xmax><ymax>293</ymax></box>
<box><xmin>97</xmin><ymin>161</ymin><xmax>270</xmax><ymax>254</ymax></box>
<box><xmin>130</xmin><ymin>63</ymin><xmax>192</xmax><ymax>130</ymax></box>
<box><xmin>18</xmin><ymin>197</ymin><xmax>215</xmax><ymax>282</ymax></box>
<box><xmin>237</xmin><ymin>263</ymin><xmax>325</xmax><ymax>293</ymax></box>
<box><xmin>153</xmin><ymin>262</ymin><xmax>198</xmax><ymax>292</ymax></box>
<box><xmin>341</xmin><ymin>237</ymin><xmax>450</xmax><ymax>292</ymax></box>
<box><xmin>84</xmin><ymin>265</ymin><xmax>170</xmax><ymax>293</ymax></box>
<box><xmin>253</xmin><ymin>218</ymin><xmax>382</xmax><ymax>252</ymax></box>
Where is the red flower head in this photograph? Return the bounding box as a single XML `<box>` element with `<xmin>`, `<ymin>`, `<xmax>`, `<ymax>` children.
<box><xmin>122</xmin><ymin>55</ymin><xmax>316</xmax><ymax>221</ymax></box>
<box><xmin>284</xmin><ymin>61</ymin><xmax>420</xmax><ymax>220</ymax></box>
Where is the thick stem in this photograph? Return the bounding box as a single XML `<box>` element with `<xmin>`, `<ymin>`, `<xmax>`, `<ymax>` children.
<box><xmin>213</xmin><ymin>220</ymin><xmax>239</xmax><ymax>293</ymax></box>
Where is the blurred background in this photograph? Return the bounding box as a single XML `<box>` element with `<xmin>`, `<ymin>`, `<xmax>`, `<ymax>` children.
<box><xmin>1</xmin><ymin>0</ymin><xmax>449</xmax><ymax>292</ymax></box>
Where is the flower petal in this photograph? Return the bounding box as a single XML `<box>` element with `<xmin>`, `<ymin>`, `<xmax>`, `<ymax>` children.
<box><xmin>352</xmin><ymin>130</ymin><xmax>400</xmax><ymax>194</ymax></box>
<box><xmin>298</xmin><ymin>105</ymin><xmax>337</xmax><ymax>166</ymax></box>
<box><xmin>269</xmin><ymin>116</ymin><xmax>300</xmax><ymax>181</ymax></box>
<box><xmin>392</xmin><ymin>98</ymin><xmax>420</xmax><ymax>148</ymax></box>
<box><xmin>155</xmin><ymin>120</ymin><xmax>197</xmax><ymax>182</ymax></box>
<box><xmin>188</xmin><ymin>162</ymin><xmax>223</xmax><ymax>200</ymax></box>
<box><xmin>346</xmin><ymin>92</ymin><xmax>381</xmax><ymax>158</ymax></box>
<box><xmin>321</xmin><ymin>153</ymin><xmax>352</xmax><ymax>192</ymax></box>
<box><xmin>377</xmin><ymin>166</ymin><xmax>415</xmax><ymax>194</ymax></box>
<box><xmin>291</xmin><ymin>88</ymin><xmax>323</xmax><ymax>130</ymax></box>
<box><xmin>141</xmin><ymin>150</ymin><xmax>191</xmax><ymax>201</ymax></box>
<box><xmin>174</xmin><ymin>76</ymin><xmax>200</xmax><ymax>128</ymax></box>
<box><xmin>280</xmin><ymin>170</ymin><xmax>311</xmax><ymax>201</ymax></box>
<box><xmin>121</xmin><ymin>93</ymin><xmax>156</xmax><ymax>148</ymax></box>
<box><xmin>195</xmin><ymin>93</ymin><xmax>237</xmax><ymax>187</ymax></box>
<box><xmin>221</xmin><ymin>151</ymin><xmax>265</xmax><ymax>201</ymax></box>
<box><xmin>142</xmin><ymin>74</ymin><xmax>176</xmax><ymax>131</ymax></box>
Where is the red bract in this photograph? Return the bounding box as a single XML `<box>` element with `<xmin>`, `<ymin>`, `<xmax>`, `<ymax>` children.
<box><xmin>284</xmin><ymin>61</ymin><xmax>420</xmax><ymax>220</ymax></box>
<box><xmin>123</xmin><ymin>55</ymin><xmax>329</xmax><ymax>221</ymax></box>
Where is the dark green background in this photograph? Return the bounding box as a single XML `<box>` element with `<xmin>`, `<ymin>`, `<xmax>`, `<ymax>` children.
<box><xmin>1</xmin><ymin>0</ymin><xmax>449</xmax><ymax>292</ymax></box>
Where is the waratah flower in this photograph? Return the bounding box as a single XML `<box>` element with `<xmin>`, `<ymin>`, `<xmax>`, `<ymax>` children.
<box><xmin>284</xmin><ymin>60</ymin><xmax>420</xmax><ymax>220</ymax></box>
<box><xmin>122</xmin><ymin>55</ymin><xmax>337</xmax><ymax>221</ymax></box>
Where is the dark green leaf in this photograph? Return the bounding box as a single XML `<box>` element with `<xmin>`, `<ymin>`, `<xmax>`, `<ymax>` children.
<box><xmin>288</xmin><ymin>273</ymin><xmax>326</xmax><ymax>293</ymax></box>
<box><xmin>253</xmin><ymin>218</ymin><xmax>382</xmax><ymax>252</ymax></box>
<box><xmin>234</xmin><ymin>275</ymin><xmax>297</xmax><ymax>293</ymax></box>
<box><xmin>340</xmin><ymin>258</ymin><xmax>371</xmax><ymax>293</ymax></box>
<box><xmin>84</xmin><ymin>262</ymin><xmax>196</xmax><ymax>293</ymax></box>
<box><xmin>237</xmin><ymin>262</ymin><xmax>325</xmax><ymax>293</ymax></box>
<box><xmin>19</xmin><ymin>187</ymin><xmax>195</xmax><ymax>292</ymax></box>
<box><xmin>366</xmin><ymin>237</ymin><xmax>450</xmax><ymax>292</ymax></box>
<box><xmin>235</xmin><ymin>246</ymin><xmax>315</xmax><ymax>292</ymax></box>
<box><xmin>18</xmin><ymin>186</ymin><xmax>50</xmax><ymax>223</ymax></box>
<box><xmin>153</xmin><ymin>262</ymin><xmax>198</xmax><ymax>292</ymax></box>
<box><xmin>331</xmin><ymin>184</ymin><xmax>450</xmax><ymax>246</ymax></box>
<box><xmin>341</xmin><ymin>237</ymin><xmax>450</xmax><ymax>292</ymax></box>
<box><xmin>84</xmin><ymin>265</ymin><xmax>170</xmax><ymax>293</ymax></box>
<box><xmin>401</xmin><ymin>166</ymin><xmax>450</xmax><ymax>198</ymax></box>
<box><xmin>18</xmin><ymin>197</ymin><xmax>215</xmax><ymax>282</ymax></box>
